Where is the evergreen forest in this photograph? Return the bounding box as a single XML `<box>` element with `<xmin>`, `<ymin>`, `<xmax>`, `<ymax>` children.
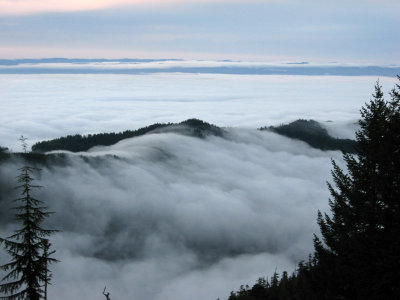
<box><xmin>265</xmin><ymin>120</ymin><xmax>357</xmax><ymax>153</ymax></box>
<box><xmin>228</xmin><ymin>79</ymin><xmax>400</xmax><ymax>300</ymax></box>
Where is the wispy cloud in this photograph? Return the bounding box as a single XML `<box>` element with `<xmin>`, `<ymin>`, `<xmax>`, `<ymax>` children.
<box><xmin>0</xmin><ymin>0</ymin><xmax>260</xmax><ymax>15</ymax></box>
<box><xmin>0</xmin><ymin>0</ymin><xmax>128</xmax><ymax>15</ymax></box>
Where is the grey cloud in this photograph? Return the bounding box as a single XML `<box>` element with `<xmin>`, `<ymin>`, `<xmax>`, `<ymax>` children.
<box><xmin>1</xmin><ymin>128</ymin><xmax>341</xmax><ymax>299</ymax></box>
<box><xmin>0</xmin><ymin>72</ymin><xmax>394</xmax><ymax>300</ymax></box>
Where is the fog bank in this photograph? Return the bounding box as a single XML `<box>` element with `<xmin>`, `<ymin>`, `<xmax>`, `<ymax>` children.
<box><xmin>0</xmin><ymin>128</ymin><xmax>343</xmax><ymax>300</ymax></box>
<box><xmin>1</xmin><ymin>74</ymin><xmax>397</xmax><ymax>151</ymax></box>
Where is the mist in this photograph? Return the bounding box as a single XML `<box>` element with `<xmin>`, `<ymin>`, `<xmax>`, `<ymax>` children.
<box><xmin>1</xmin><ymin>73</ymin><xmax>397</xmax><ymax>151</ymax></box>
<box><xmin>0</xmin><ymin>126</ymin><xmax>346</xmax><ymax>300</ymax></box>
<box><xmin>0</xmin><ymin>72</ymin><xmax>396</xmax><ymax>299</ymax></box>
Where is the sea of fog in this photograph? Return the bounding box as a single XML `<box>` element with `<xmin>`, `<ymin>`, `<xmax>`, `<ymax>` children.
<box><xmin>1</xmin><ymin>73</ymin><xmax>397</xmax><ymax>151</ymax></box>
<box><xmin>0</xmin><ymin>73</ymin><xmax>398</xmax><ymax>300</ymax></box>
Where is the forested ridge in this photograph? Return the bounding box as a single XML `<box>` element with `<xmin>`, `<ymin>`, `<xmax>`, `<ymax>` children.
<box><xmin>31</xmin><ymin>119</ymin><xmax>223</xmax><ymax>153</ymax></box>
<box><xmin>30</xmin><ymin>118</ymin><xmax>355</xmax><ymax>154</ymax></box>
<box><xmin>264</xmin><ymin>119</ymin><xmax>356</xmax><ymax>153</ymax></box>
<box><xmin>31</xmin><ymin>122</ymin><xmax>170</xmax><ymax>153</ymax></box>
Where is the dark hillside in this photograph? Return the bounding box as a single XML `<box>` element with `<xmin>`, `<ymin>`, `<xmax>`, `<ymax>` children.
<box><xmin>31</xmin><ymin>118</ymin><xmax>355</xmax><ymax>153</ymax></box>
<box><xmin>262</xmin><ymin>119</ymin><xmax>356</xmax><ymax>153</ymax></box>
<box><xmin>32</xmin><ymin>119</ymin><xmax>224</xmax><ymax>153</ymax></box>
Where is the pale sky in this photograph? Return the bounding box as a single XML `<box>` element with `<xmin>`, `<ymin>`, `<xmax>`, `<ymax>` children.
<box><xmin>0</xmin><ymin>0</ymin><xmax>399</xmax><ymax>63</ymax></box>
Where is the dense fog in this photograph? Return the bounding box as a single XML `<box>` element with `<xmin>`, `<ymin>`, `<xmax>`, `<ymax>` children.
<box><xmin>1</xmin><ymin>74</ymin><xmax>397</xmax><ymax>151</ymax></box>
<box><xmin>1</xmin><ymin>128</ymin><xmax>344</xmax><ymax>299</ymax></box>
<box><xmin>0</xmin><ymin>73</ymin><xmax>396</xmax><ymax>299</ymax></box>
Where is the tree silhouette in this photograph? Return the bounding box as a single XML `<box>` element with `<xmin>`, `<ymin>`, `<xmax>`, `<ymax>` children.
<box><xmin>227</xmin><ymin>78</ymin><xmax>400</xmax><ymax>300</ymax></box>
<box><xmin>314</xmin><ymin>80</ymin><xmax>400</xmax><ymax>300</ymax></box>
<box><xmin>41</xmin><ymin>240</ymin><xmax>57</xmax><ymax>300</ymax></box>
<box><xmin>0</xmin><ymin>136</ymin><xmax>58</xmax><ymax>300</ymax></box>
<box><xmin>102</xmin><ymin>287</ymin><xmax>111</xmax><ymax>300</ymax></box>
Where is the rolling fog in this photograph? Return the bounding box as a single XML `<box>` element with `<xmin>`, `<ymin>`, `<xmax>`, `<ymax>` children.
<box><xmin>0</xmin><ymin>73</ymin><xmax>398</xmax><ymax>299</ymax></box>
<box><xmin>1</xmin><ymin>129</ymin><xmax>341</xmax><ymax>300</ymax></box>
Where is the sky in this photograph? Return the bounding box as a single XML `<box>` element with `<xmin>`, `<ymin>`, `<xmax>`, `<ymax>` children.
<box><xmin>0</xmin><ymin>0</ymin><xmax>399</xmax><ymax>63</ymax></box>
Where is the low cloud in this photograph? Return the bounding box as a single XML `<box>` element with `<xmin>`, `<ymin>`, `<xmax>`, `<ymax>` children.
<box><xmin>1</xmin><ymin>73</ymin><xmax>396</xmax><ymax>151</ymax></box>
<box><xmin>1</xmin><ymin>128</ymin><xmax>342</xmax><ymax>299</ymax></box>
<box><xmin>0</xmin><ymin>73</ymin><xmax>395</xmax><ymax>299</ymax></box>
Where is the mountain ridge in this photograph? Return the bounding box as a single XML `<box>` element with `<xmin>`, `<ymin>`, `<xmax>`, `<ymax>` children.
<box><xmin>30</xmin><ymin>118</ymin><xmax>356</xmax><ymax>154</ymax></box>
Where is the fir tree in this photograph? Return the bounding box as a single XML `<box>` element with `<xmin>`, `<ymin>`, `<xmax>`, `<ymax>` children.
<box><xmin>41</xmin><ymin>240</ymin><xmax>56</xmax><ymax>300</ymax></box>
<box><xmin>0</xmin><ymin>137</ymin><xmax>58</xmax><ymax>300</ymax></box>
<box><xmin>314</xmin><ymin>80</ymin><xmax>400</xmax><ymax>300</ymax></box>
<box><xmin>226</xmin><ymin>78</ymin><xmax>400</xmax><ymax>300</ymax></box>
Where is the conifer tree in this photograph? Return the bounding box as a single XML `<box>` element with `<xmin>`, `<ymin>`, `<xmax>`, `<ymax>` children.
<box><xmin>226</xmin><ymin>79</ymin><xmax>400</xmax><ymax>300</ymax></box>
<box><xmin>41</xmin><ymin>240</ymin><xmax>56</xmax><ymax>300</ymax></box>
<box><xmin>314</xmin><ymin>80</ymin><xmax>400</xmax><ymax>300</ymax></box>
<box><xmin>0</xmin><ymin>137</ymin><xmax>58</xmax><ymax>300</ymax></box>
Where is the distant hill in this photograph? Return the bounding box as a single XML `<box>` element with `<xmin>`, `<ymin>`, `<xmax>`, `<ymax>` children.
<box><xmin>32</xmin><ymin>119</ymin><xmax>224</xmax><ymax>153</ymax></box>
<box><xmin>0</xmin><ymin>146</ymin><xmax>8</xmax><ymax>153</ymax></box>
<box><xmin>0</xmin><ymin>58</ymin><xmax>184</xmax><ymax>66</ymax></box>
<box><xmin>0</xmin><ymin>59</ymin><xmax>399</xmax><ymax>77</ymax></box>
<box><xmin>31</xmin><ymin>118</ymin><xmax>356</xmax><ymax>154</ymax></box>
<box><xmin>262</xmin><ymin>119</ymin><xmax>356</xmax><ymax>153</ymax></box>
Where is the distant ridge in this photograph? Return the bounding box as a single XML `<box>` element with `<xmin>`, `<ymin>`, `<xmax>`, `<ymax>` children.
<box><xmin>29</xmin><ymin>118</ymin><xmax>357</xmax><ymax>154</ymax></box>
<box><xmin>31</xmin><ymin>119</ymin><xmax>224</xmax><ymax>153</ymax></box>
<box><xmin>263</xmin><ymin>119</ymin><xmax>356</xmax><ymax>153</ymax></box>
<box><xmin>0</xmin><ymin>59</ymin><xmax>399</xmax><ymax>76</ymax></box>
<box><xmin>0</xmin><ymin>58</ymin><xmax>184</xmax><ymax>66</ymax></box>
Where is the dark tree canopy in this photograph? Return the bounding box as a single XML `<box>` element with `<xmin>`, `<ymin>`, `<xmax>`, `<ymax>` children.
<box><xmin>264</xmin><ymin>119</ymin><xmax>357</xmax><ymax>153</ymax></box>
<box><xmin>314</xmin><ymin>80</ymin><xmax>400</xmax><ymax>299</ymax></box>
<box><xmin>0</xmin><ymin>137</ymin><xmax>58</xmax><ymax>300</ymax></box>
<box><xmin>31</xmin><ymin>119</ymin><xmax>224</xmax><ymax>153</ymax></box>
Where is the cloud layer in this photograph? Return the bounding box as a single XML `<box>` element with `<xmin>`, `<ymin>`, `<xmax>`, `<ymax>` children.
<box><xmin>1</xmin><ymin>73</ymin><xmax>397</xmax><ymax>151</ymax></box>
<box><xmin>0</xmin><ymin>73</ymin><xmax>398</xmax><ymax>299</ymax></box>
<box><xmin>0</xmin><ymin>128</ymin><xmax>342</xmax><ymax>300</ymax></box>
